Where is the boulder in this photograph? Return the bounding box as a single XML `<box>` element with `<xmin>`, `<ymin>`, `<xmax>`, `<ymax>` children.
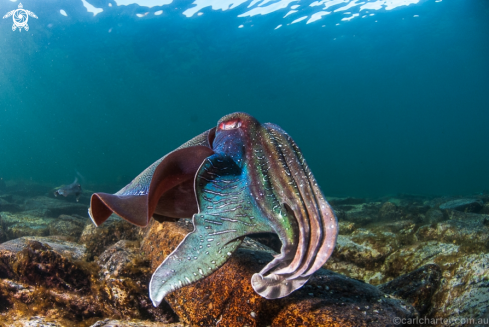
<box><xmin>0</xmin><ymin>212</ymin><xmax>54</xmax><ymax>239</ymax></box>
<box><xmin>338</xmin><ymin>221</ymin><xmax>356</xmax><ymax>235</ymax></box>
<box><xmin>424</xmin><ymin>209</ymin><xmax>445</xmax><ymax>224</ymax></box>
<box><xmin>332</xmin><ymin>229</ymin><xmax>400</xmax><ymax>270</ymax></box>
<box><xmin>341</xmin><ymin>202</ymin><xmax>382</xmax><ymax>225</ymax></box>
<box><xmin>379</xmin><ymin>202</ymin><xmax>399</xmax><ymax>221</ymax></box>
<box><xmin>439</xmin><ymin>198</ymin><xmax>483</xmax><ymax>213</ymax></box>
<box><xmin>48</xmin><ymin>214</ymin><xmax>87</xmax><ymax>241</ymax></box>
<box><xmin>21</xmin><ymin>196</ymin><xmax>89</xmax><ymax>217</ymax></box>
<box><xmin>415</xmin><ymin>219</ymin><xmax>489</xmax><ymax>252</ymax></box>
<box><xmin>0</xmin><ymin>237</ymin><xmax>177</xmax><ymax>324</ymax></box>
<box><xmin>429</xmin><ymin>253</ymin><xmax>489</xmax><ymax>325</ymax></box>
<box><xmin>0</xmin><ymin>195</ymin><xmax>21</xmax><ymax>212</ymax></box>
<box><xmin>79</xmin><ymin>214</ymin><xmax>140</xmax><ymax>259</ymax></box>
<box><xmin>382</xmin><ymin>241</ymin><xmax>459</xmax><ymax>278</ymax></box>
<box><xmin>140</xmin><ymin>219</ymin><xmax>417</xmax><ymax>326</ymax></box>
<box><xmin>378</xmin><ymin>264</ymin><xmax>441</xmax><ymax>315</ymax></box>
<box><xmin>95</xmin><ymin>240</ymin><xmax>179</xmax><ymax>322</ymax></box>
<box><xmin>0</xmin><ymin>237</ymin><xmax>89</xmax><ymax>288</ymax></box>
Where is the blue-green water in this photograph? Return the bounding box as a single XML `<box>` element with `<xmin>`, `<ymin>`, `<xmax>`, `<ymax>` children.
<box><xmin>0</xmin><ymin>0</ymin><xmax>487</xmax><ymax>197</ymax></box>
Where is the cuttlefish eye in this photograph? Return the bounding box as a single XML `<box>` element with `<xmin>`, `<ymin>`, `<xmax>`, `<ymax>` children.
<box><xmin>218</xmin><ymin>119</ymin><xmax>242</xmax><ymax>130</ymax></box>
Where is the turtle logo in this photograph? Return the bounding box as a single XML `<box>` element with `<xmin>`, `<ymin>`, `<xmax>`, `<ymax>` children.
<box><xmin>3</xmin><ymin>3</ymin><xmax>38</xmax><ymax>32</ymax></box>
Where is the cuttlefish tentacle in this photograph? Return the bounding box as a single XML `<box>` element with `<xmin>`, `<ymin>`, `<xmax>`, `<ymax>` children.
<box><xmin>150</xmin><ymin>153</ymin><xmax>275</xmax><ymax>307</ymax></box>
<box><xmin>88</xmin><ymin>129</ymin><xmax>215</xmax><ymax>227</ymax></box>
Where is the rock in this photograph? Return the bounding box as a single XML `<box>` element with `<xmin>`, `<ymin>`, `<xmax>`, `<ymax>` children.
<box><xmin>0</xmin><ymin>212</ymin><xmax>89</xmax><ymax>242</ymax></box>
<box><xmin>0</xmin><ymin>195</ymin><xmax>21</xmax><ymax>212</ymax></box>
<box><xmin>0</xmin><ymin>237</ymin><xmax>89</xmax><ymax>288</ymax></box>
<box><xmin>338</xmin><ymin>221</ymin><xmax>356</xmax><ymax>235</ymax></box>
<box><xmin>140</xmin><ymin>219</ymin><xmax>417</xmax><ymax>326</ymax></box>
<box><xmin>0</xmin><ymin>212</ymin><xmax>54</xmax><ymax>239</ymax></box>
<box><xmin>369</xmin><ymin>220</ymin><xmax>417</xmax><ymax>236</ymax></box>
<box><xmin>22</xmin><ymin>196</ymin><xmax>89</xmax><ymax>217</ymax></box>
<box><xmin>445</xmin><ymin>210</ymin><xmax>489</xmax><ymax>223</ymax></box>
<box><xmin>379</xmin><ymin>202</ymin><xmax>399</xmax><ymax>221</ymax></box>
<box><xmin>378</xmin><ymin>264</ymin><xmax>441</xmax><ymax>315</ymax></box>
<box><xmin>0</xmin><ymin>276</ymin><xmax>106</xmax><ymax>323</ymax></box>
<box><xmin>48</xmin><ymin>215</ymin><xmax>86</xmax><ymax>241</ymax></box>
<box><xmin>79</xmin><ymin>214</ymin><xmax>140</xmax><ymax>259</ymax></box>
<box><xmin>324</xmin><ymin>259</ymin><xmax>382</xmax><ymax>285</ymax></box>
<box><xmin>480</xmin><ymin>202</ymin><xmax>489</xmax><ymax>214</ymax></box>
<box><xmin>439</xmin><ymin>198</ymin><xmax>483</xmax><ymax>213</ymax></box>
<box><xmin>429</xmin><ymin>253</ymin><xmax>489</xmax><ymax>325</ymax></box>
<box><xmin>382</xmin><ymin>241</ymin><xmax>460</xmax><ymax>279</ymax></box>
<box><xmin>89</xmin><ymin>320</ymin><xmax>187</xmax><ymax>327</ymax></box>
<box><xmin>0</xmin><ymin>237</ymin><xmax>177</xmax><ymax>324</ymax></box>
<box><xmin>96</xmin><ymin>240</ymin><xmax>179</xmax><ymax>322</ymax></box>
<box><xmin>9</xmin><ymin>316</ymin><xmax>64</xmax><ymax>327</ymax></box>
<box><xmin>415</xmin><ymin>219</ymin><xmax>489</xmax><ymax>252</ymax></box>
<box><xmin>425</xmin><ymin>209</ymin><xmax>445</xmax><ymax>224</ymax></box>
<box><xmin>328</xmin><ymin>197</ymin><xmax>366</xmax><ymax>205</ymax></box>
<box><xmin>332</xmin><ymin>229</ymin><xmax>400</xmax><ymax>270</ymax></box>
<box><xmin>341</xmin><ymin>202</ymin><xmax>382</xmax><ymax>225</ymax></box>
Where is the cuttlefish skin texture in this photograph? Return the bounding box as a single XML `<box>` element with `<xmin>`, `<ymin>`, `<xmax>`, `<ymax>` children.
<box><xmin>89</xmin><ymin>112</ymin><xmax>338</xmax><ymax>307</ymax></box>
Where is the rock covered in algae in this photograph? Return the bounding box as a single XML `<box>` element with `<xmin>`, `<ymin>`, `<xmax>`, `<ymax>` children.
<box><xmin>378</xmin><ymin>264</ymin><xmax>441</xmax><ymax>315</ymax></box>
<box><xmin>21</xmin><ymin>196</ymin><xmax>89</xmax><ymax>217</ymax></box>
<box><xmin>0</xmin><ymin>236</ymin><xmax>177</xmax><ymax>324</ymax></box>
<box><xmin>0</xmin><ymin>212</ymin><xmax>54</xmax><ymax>239</ymax></box>
<box><xmin>48</xmin><ymin>215</ymin><xmax>86</xmax><ymax>241</ymax></box>
<box><xmin>439</xmin><ymin>198</ymin><xmax>483</xmax><ymax>213</ymax></box>
<box><xmin>95</xmin><ymin>240</ymin><xmax>178</xmax><ymax>322</ymax></box>
<box><xmin>0</xmin><ymin>237</ymin><xmax>90</xmax><ymax>290</ymax></box>
<box><xmin>79</xmin><ymin>214</ymin><xmax>140</xmax><ymax>259</ymax></box>
<box><xmin>140</xmin><ymin>219</ymin><xmax>417</xmax><ymax>326</ymax></box>
<box><xmin>0</xmin><ymin>212</ymin><xmax>88</xmax><ymax>242</ymax></box>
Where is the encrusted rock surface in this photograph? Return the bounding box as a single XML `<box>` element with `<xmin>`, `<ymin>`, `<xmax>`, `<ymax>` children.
<box><xmin>1</xmin><ymin>190</ymin><xmax>489</xmax><ymax>326</ymax></box>
<box><xmin>79</xmin><ymin>214</ymin><xmax>140</xmax><ymax>259</ymax></box>
<box><xmin>141</xmin><ymin>219</ymin><xmax>417</xmax><ymax>326</ymax></box>
<box><xmin>439</xmin><ymin>198</ymin><xmax>483</xmax><ymax>213</ymax></box>
<box><xmin>378</xmin><ymin>264</ymin><xmax>441</xmax><ymax>315</ymax></box>
<box><xmin>22</xmin><ymin>196</ymin><xmax>89</xmax><ymax>218</ymax></box>
<box><xmin>0</xmin><ymin>236</ymin><xmax>177</xmax><ymax>326</ymax></box>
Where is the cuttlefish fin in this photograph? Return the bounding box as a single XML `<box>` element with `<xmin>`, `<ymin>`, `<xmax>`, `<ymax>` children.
<box><xmin>149</xmin><ymin>153</ymin><xmax>275</xmax><ymax>306</ymax></box>
<box><xmin>89</xmin><ymin>145</ymin><xmax>213</xmax><ymax>227</ymax></box>
<box><xmin>89</xmin><ymin>193</ymin><xmax>148</xmax><ymax>227</ymax></box>
<box><xmin>89</xmin><ymin>129</ymin><xmax>216</xmax><ymax>228</ymax></box>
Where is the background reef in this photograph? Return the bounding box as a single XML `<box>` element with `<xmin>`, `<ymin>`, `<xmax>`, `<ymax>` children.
<box><xmin>0</xmin><ymin>182</ymin><xmax>488</xmax><ymax>326</ymax></box>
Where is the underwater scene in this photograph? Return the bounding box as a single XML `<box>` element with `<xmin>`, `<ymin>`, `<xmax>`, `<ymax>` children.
<box><xmin>0</xmin><ymin>0</ymin><xmax>488</xmax><ymax>326</ymax></box>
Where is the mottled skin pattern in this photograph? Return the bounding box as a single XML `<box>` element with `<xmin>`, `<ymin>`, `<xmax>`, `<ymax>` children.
<box><xmin>116</xmin><ymin>129</ymin><xmax>214</xmax><ymax>197</ymax></box>
<box><xmin>89</xmin><ymin>112</ymin><xmax>338</xmax><ymax>307</ymax></box>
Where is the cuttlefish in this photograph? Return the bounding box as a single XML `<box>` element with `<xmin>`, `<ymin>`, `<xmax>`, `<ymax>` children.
<box><xmin>89</xmin><ymin>112</ymin><xmax>338</xmax><ymax>307</ymax></box>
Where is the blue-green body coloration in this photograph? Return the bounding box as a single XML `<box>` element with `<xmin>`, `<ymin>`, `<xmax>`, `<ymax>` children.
<box><xmin>89</xmin><ymin>112</ymin><xmax>338</xmax><ymax>307</ymax></box>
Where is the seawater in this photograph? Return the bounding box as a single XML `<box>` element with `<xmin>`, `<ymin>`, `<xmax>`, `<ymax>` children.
<box><xmin>0</xmin><ymin>0</ymin><xmax>488</xmax><ymax>197</ymax></box>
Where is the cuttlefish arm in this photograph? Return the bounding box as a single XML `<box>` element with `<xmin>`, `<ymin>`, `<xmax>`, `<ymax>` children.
<box><xmin>149</xmin><ymin>112</ymin><xmax>338</xmax><ymax>305</ymax></box>
<box><xmin>88</xmin><ymin>128</ymin><xmax>215</xmax><ymax>227</ymax></box>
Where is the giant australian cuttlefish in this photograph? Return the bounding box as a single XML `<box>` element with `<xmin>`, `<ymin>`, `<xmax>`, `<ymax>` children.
<box><xmin>88</xmin><ymin>112</ymin><xmax>338</xmax><ymax>307</ymax></box>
